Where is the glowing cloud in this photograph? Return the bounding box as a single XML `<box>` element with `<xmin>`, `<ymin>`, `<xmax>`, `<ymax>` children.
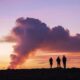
<box><xmin>8</xmin><ymin>17</ymin><xmax>80</xmax><ymax>69</ymax></box>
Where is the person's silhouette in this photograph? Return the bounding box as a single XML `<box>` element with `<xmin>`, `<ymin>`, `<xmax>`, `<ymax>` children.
<box><xmin>56</xmin><ymin>56</ymin><xmax>61</xmax><ymax>68</ymax></box>
<box><xmin>62</xmin><ymin>55</ymin><xmax>67</xmax><ymax>68</ymax></box>
<box><xmin>49</xmin><ymin>57</ymin><xmax>53</xmax><ymax>68</ymax></box>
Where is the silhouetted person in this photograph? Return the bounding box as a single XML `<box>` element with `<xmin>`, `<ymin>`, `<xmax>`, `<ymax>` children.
<box><xmin>56</xmin><ymin>56</ymin><xmax>61</xmax><ymax>68</ymax></box>
<box><xmin>49</xmin><ymin>57</ymin><xmax>53</xmax><ymax>68</ymax></box>
<box><xmin>62</xmin><ymin>55</ymin><xmax>67</xmax><ymax>68</ymax></box>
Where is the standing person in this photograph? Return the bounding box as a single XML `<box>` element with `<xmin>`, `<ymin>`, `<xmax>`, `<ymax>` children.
<box><xmin>49</xmin><ymin>57</ymin><xmax>53</xmax><ymax>68</ymax></box>
<box><xmin>62</xmin><ymin>55</ymin><xmax>67</xmax><ymax>68</ymax></box>
<box><xmin>56</xmin><ymin>56</ymin><xmax>61</xmax><ymax>68</ymax></box>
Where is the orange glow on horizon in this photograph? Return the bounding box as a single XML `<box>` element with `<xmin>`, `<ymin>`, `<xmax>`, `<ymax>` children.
<box><xmin>0</xmin><ymin>42</ymin><xmax>80</xmax><ymax>69</ymax></box>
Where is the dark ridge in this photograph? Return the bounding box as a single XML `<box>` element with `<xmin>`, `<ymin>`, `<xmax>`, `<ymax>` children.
<box><xmin>0</xmin><ymin>68</ymin><xmax>80</xmax><ymax>80</ymax></box>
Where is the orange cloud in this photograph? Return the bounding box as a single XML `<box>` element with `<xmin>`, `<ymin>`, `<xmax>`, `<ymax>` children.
<box><xmin>0</xmin><ymin>35</ymin><xmax>16</xmax><ymax>43</ymax></box>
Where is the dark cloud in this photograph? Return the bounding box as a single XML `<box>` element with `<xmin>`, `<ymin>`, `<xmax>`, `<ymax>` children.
<box><xmin>9</xmin><ymin>17</ymin><xmax>80</xmax><ymax>69</ymax></box>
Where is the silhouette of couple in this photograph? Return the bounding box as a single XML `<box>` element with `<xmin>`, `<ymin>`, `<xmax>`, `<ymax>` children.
<box><xmin>49</xmin><ymin>56</ymin><xmax>67</xmax><ymax>68</ymax></box>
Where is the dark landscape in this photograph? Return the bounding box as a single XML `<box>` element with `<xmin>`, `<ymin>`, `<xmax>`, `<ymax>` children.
<box><xmin>0</xmin><ymin>68</ymin><xmax>80</xmax><ymax>80</ymax></box>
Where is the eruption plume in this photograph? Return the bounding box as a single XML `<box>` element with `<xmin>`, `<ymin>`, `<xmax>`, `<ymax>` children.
<box><xmin>9</xmin><ymin>17</ymin><xmax>80</xmax><ymax>69</ymax></box>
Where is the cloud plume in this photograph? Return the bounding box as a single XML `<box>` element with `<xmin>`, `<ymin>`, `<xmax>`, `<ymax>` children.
<box><xmin>0</xmin><ymin>35</ymin><xmax>16</xmax><ymax>42</ymax></box>
<box><xmin>9</xmin><ymin>17</ymin><xmax>80</xmax><ymax>69</ymax></box>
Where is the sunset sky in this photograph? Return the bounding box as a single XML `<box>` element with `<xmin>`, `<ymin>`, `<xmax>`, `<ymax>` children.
<box><xmin>0</xmin><ymin>0</ymin><xmax>80</xmax><ymax>69</ymax></box>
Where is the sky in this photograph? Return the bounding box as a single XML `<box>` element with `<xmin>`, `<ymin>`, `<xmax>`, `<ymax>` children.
<box><xmin>0</xmin><ymin>0</ymin><xmax>80</xmax><ymax>36</ymax></box>
<box><xmin>0</xmin><ymin>0</ymin><xmax>80</xmax><ymax>69</ymax></box>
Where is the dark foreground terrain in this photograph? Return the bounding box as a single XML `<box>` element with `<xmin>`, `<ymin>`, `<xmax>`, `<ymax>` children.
<box><xmin>0</xmin><ymin>68</ymin><xmax>80</xmax><ymax>80</ymax></box>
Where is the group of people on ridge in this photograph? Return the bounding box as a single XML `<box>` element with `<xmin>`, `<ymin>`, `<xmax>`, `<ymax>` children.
<box><xmin>49</xmin><ymin>56</ymin><xmax>67</xmax><ymax>68</ymax></box>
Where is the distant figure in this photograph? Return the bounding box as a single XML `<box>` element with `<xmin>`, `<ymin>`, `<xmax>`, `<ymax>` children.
<box><xmin>62</xmin><ymin>55</ymin><xmax>67</xmax><ymax>68</ymax></box>
<box><xmin>49</xmin><ymin>57</ymin><xmax>53</xmax><ymax>68</ymax></box>
<box><xmin>56</xmin><ymin>56</ymin><xmax>61</xmax><ymax>68</ymax></box>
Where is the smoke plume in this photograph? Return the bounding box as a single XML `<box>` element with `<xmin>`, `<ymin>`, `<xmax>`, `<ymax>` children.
<box><xmin>9</xmin><ymin>17</ymin><xmax>80</xmax><ymax>69</ymax></box>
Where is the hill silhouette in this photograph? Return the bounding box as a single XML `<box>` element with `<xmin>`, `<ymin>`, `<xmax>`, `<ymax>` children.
<box><xmin>0</xmin><ymin>68</ymin><xmax>80</xmax><ymax>80</ymax></box>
